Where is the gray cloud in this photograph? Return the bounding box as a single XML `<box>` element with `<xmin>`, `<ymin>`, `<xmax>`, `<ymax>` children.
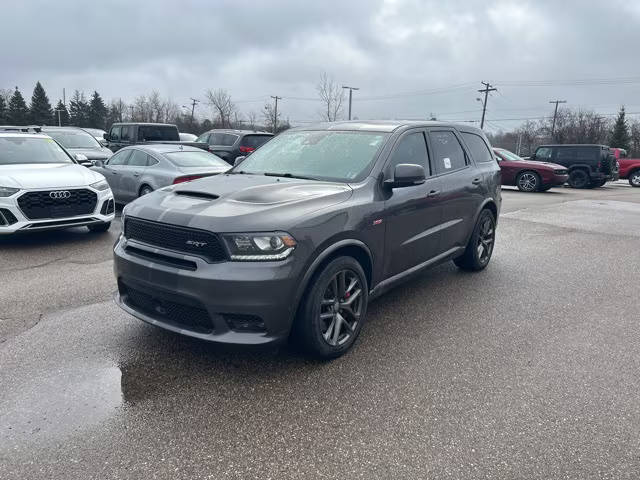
<box><xmin>2</xmin><ymin>0</ymin><xmax>640</xmax><ymax>130</ymax></box>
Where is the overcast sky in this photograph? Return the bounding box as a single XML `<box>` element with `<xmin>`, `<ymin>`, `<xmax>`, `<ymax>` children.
<box><xmin>3</xmin><ymin>0</ymin><xmax>640</xmax><ymax>131</ymax></box>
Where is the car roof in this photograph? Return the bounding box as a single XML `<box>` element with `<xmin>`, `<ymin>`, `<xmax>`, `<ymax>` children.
<box><xmin>0</xmin><ymin>132</ymin><xmax>50</xmax><ymax>139</ymax></box>
<box><xmin>287</xmin><ymin>120</ymin><xmax>485</xmax><ymax>134</ymax></box>
<box><xmin>203</xmin><ymin>129</ymin><xmax>273</xmax><ymax>135</ymax></box>
<box><xmin>111</xmin><ymin>122</ymin><xmax>175</xmax><ymax>126</ymax></box>
<box><xmin>123</xmin><ymin>144</ymin><xmax>204</xmax><ymax>154</ymax></box>
<box><xmin>538</xmin><ymin>144</ymin><xmax>609</xmax><ymax>148</ymax></box>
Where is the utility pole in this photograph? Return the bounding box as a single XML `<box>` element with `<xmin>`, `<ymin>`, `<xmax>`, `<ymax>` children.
<box><xmin>129</xmin><ymin>105</ymin><xmax>134</xmax><ymax>120</ymax></box>
<box><xmin>188</xmin><ymin>98</ymin><xmax>199</xmax><ymax>125</ymax></box>
<box><xmin>63</xmin><ymin>88</ymin><xmax>66</xmax><ymax>107</ymax></box>
<box><xmin>54</xmin><ymin>109</ymin><xmax>63</xmax><ymax>126</ymax></box>
<box><xmin>478</xmin><ymin>81</ymin><xmax>497</xmax><ymax>129</ymax></box>
<box><xmin>270</xmin><ymin>95</ymin><xmax>281</xmax><ymax>133</ymax></box>
<box><xmin>549</xmin><ymin>99</ymin><xmax>567</xmax><ymax>138</ymax></box>
<box><xmin>342</xmin><ymin>86</ymin><xmax>359</xmax><ymax>120</ymax></box>
<box><xmin>516</xmin><ymin>132</ymin><xmax>523</xmax><ymax>156</ymax></box>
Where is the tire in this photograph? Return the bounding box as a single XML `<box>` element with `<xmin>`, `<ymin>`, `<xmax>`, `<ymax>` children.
<box><xmin>568</xmin><ymin>169</ymin><xmax>590</xmax><ymax>189</ymax></box>
<box><xmin>296</xmin><ymin>256</ymin><xmax>368</xmax><ymax>359</ymax></box>
<box><xmin>139</xmin><ymin>185</ymin><xmax>153</xmax><ymax>197</ymax></box>
<box><xmin>87</xmin><ymin>222</ymin><xmax>111</xmax><ymax>233</ymax></box>
<box><xmin>454</xmin><ymin>209</ymin><xmax>496</xmax><ymax>271</ymax></box>
<box><xmin>516</xmin><ymin>171</ymin><xmax>541</xmax><ymax>192</ymax></box>
<box><xmin>629</xmin><ymin>170</ymin><xmax>640</xmax><ymax>187</ymax></box>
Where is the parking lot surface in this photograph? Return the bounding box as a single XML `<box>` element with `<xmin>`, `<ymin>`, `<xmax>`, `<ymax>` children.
<box><xmin>1</xmin><ymin>183</ymin><xmax>639</xmax><ymax>479</ymax></box>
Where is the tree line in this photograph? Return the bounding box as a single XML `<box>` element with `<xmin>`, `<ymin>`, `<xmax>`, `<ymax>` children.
<box><xmin>487</xmin><ymin>106</ymin><xmax>640</xmax><ymax>157</ymax></box>
<box><xmin>0</xmin><ymin>82</ymin><xmax>291</xmax><ymax>135</ymax></box>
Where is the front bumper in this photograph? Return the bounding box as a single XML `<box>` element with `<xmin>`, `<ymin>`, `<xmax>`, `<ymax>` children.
<box><xmin>113</xmin><ymin>235</ymin><xmax>303</xmax><ymax>345</ymax></box>
<box><xmin>546</xmin><ymin>173</ymin><xmax>569</xmax><ymax>186</ymax></box>
<box><xmin>0</xmin><ymin>187</ymin><xmax>115</xmax><ymax>234</ymax></box>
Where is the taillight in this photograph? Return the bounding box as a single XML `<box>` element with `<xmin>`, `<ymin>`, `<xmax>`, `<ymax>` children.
<box><xmin>173</xmin><ymin>175</ymin><xmax>203</xmax><ymax>184</ymax></box>
<box><xmin>239</xmin><ymin>146</ymin><xmax>255</xmax><ymax>153</ymax></box>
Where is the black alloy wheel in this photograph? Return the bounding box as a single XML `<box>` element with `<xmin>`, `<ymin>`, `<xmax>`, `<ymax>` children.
<box><xmin>454</xmin><ymin>209</ymin><xmax>496</xmax><ymax>271</ymax></box>
<box><xmin>319</xmin><ymin>269</ymin><xmax>364</xmax><ymax>347</ymax></box>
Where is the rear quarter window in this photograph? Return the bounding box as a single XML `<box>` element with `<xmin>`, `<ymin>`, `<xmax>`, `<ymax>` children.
<box><xmin>138</xmin><ymin>126</ymin><xmax>179</xmax><ymax>142</ymax></box>
<box><xmin>461</xmin><ymin>132</ymin><xmax>495</xmax><ymax>163</ymax></box>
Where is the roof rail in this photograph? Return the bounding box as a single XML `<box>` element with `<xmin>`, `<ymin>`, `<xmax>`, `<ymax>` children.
<box><xmin>0</xmin><ymin>125</ymin><xmax>42</xmax><ymax>133</ymax></box>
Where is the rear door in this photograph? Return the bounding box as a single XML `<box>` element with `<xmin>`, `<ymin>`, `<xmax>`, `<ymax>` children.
<box><xmin>383</xmin><ymin>129</ymin><xmax>444</xmax><ymax>278</ymax></box>
<box><xmin>427</xmin><ymin>129</ymin><xmax>484</xmax><ymax>253</ymax></box>
<box><xmin>119</xmin><ymin>149</ymin><xmax>149</xmax><ymax>202</ymax></box>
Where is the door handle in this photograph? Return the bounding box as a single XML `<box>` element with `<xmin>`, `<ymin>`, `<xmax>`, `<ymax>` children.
<box><xmin>471</xmin><ymin>178</ymin><xmax>482</xmax><ymax>185</ymax></box>
<box><xmin>111</xmin><ymin>170</ymin><xmax>119</xmax><ymax>175</ymax></box>
<box><xmin>133</xmin><ymin>172</ymin><xmax>141</xmax><ymax>177</ymax></box>
<box><xmin>427</xmin><ymin>190</ymin><xmax>440</xmax><ymax>198</ymax></box>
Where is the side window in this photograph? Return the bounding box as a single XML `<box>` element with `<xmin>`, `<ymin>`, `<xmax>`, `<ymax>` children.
<box><xmin>429</xmin><ymin>131</ymin><xmax>467</xmax><ymax>174</ymax></box>
<box><xmin>196</xmin><ymin>133</ymin><xmax>210</xmax><ymax>144</ymax></box>
<box><xmin>387</xmin><ymin>132</ymin><xmax>429</xmax><ymax>175</ymax></box>
<box><xmin>222</xmin><ymin>134</ymin><xmax>239</xmax><ymax>146</ymax></box>
<box><xmin>535</xmin><ymin>147</ymin><xmax>552</xmax><ymax>161</ymax></box>
<box><xmin>107</xmin><ymin>149</ymin><xmax>131</xmax><ymax>166</ymax></box>
<box><xmin>556</xmin><ymin>148</ymin><xmax>576</xmax><ymax>162</ymax></box>
<box><xmin>210</xmin><ymin>133</ymin><xmax>224</xmax><ymax>145</ymax></box>
<box><xmin>128</xmin><ymin>150</ymin><xmax>148</xmax><ymax>167</ymax></box>
<box><xmin>109</xmin><ymin>126</ymin><xmax>121</xmax><ymax>142</ymax></box>
<box><xmin>575</xmin><ymin>147</ymin><xmax>597</xmax><ymax>162</ymax></box>
<box><xmin>461</xmin><ymin>132</ymin><xmax>494</xmax><ymax>163</ymax></box>
<box><xmin>120</xmin><ymin>126</ymin><xmax>133</xmax><ymax>142</ymax></box>
<box><xmin>146</xmin><ymin>155</ymin><xmax>159</xmax><ymax>166</ymax></box>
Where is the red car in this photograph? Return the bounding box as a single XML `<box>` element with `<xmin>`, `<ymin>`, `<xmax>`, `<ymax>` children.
<box><xmin>611</xmin><ymin>148</ymin><xmax>640</xmax><ymax>187</ymax></box>
<box><xmin>493</xmin><ymin>148</ymin><xmax>569</xmax><ymax>192</ymax></box>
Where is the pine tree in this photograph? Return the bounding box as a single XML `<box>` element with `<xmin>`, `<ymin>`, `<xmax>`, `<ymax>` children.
<box><xmin>609</xmin><ymin>106</ymin><xmax>630</xmax><ymax>150</ymax></box>
<box><xmin>52</xmin><ymin>100</ymin><xmax>70</xmax><ymax>126</ymax></box>
<box><xmin>29</xmin><ymin>81</ymin><xmax>53</xmax><ymax>125</ymax></box>
<box><xmin>0</xmin><ymin>95</ymin><xmax>6</xmax><ymax>124</ymax></box>
<box><xmin>7</xmin><ymin>87</ymin><xmax>30</xmax><ymax>125</ymax></box>
<box><xmin>88</xmin><ymin>91</ymin><xmax>108</xmax><ymax>129</ymax></box>
<box><xmin>68</xmin><ymin>90</ymin><xmax>90</xmax><ymax>127</ymax></box>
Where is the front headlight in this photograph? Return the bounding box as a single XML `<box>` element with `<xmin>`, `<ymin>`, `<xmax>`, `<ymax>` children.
<box><xmin>90</xmin><ymin>179</ymin><xmax>111</xmax><ymax>191</ymax></box>
<box><xmin>223</xmin><ymin>232</ymin><xmax>297</xmax><ymax>261</ymax></box>
<box><xmin>0</xmin><ymin>186</ymin><xmax>19</xmax><ymax>197</ymax></box>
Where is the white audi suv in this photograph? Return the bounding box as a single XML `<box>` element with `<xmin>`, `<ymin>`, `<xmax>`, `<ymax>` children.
<box><xmin>0</xmin><ymin>131</ymin><xmax>115</xmax><ymax>234</ymax></box>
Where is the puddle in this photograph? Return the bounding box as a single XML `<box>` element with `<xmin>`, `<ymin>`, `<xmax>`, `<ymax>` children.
<box><xmin>0</xmin><ymin>363</ymin><xmax>123</xmax><ymax>445</ymax></box>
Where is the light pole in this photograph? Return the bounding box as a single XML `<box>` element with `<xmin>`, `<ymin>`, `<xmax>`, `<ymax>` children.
<box><xmin>342</xmin><ymin>86</ymin><xmax>359</xmax><ymax>120</ymax></box>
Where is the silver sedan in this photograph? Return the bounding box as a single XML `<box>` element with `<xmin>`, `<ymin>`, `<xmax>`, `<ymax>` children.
<box><xmin>90</xmin><ymin>144</ymin><xmax>229</xmax><ymax>203</ymax></box>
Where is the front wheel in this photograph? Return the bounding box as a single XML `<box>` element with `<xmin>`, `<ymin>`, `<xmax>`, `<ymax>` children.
<box><xmin>630</xmin><ymin>170</ymin><xmax>640</xmax><ymax>187</ymax></box>
<box><xmin>516</xmin><ymin>171</ymin><xmax>540</xmax><ymax>192</ymax></box>
<box><xmin>139</xmin><ymin>185</ymin><xmax>153</xmax><ymax>197</ymax></box>
<box><xmin>296</xmin><ymin>256</ymin><xmax>368</xmax><ymax>359</ymax></box>
<box><xmin>87</xmin><ymin>222</ymin><xmax>111</xmax><ymax>233</ymax></box>
<box><xmin>454</xmin><ymin>209</ymin><xmax>496</xmax><ymax>271</ymax></box>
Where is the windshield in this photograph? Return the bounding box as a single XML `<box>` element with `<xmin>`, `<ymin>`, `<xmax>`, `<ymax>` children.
<box><xmin>44</xmin><ymin>129</ymin><xmax>101</xmax><ymax>149</ymax></box>
<box><xmin>0</xmin><ymin>136</ymin><xmax>74</xmax><ymax>165</ymax></box>
<box><xmin>165</xmin><ymin>151</ymin><xmax>230</xmax><ymax>168</ymax></box>
<box><xmin>233</xmin><ymin>130</ymin><xmax>388</xmax><ymax>182</ymax></box>
<box><xmin>496</xmin><ymin>149</ymin><xmax>524</xmax><ymax>161</ymax></box>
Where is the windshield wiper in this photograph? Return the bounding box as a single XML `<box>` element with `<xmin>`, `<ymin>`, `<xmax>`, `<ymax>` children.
<box><xmin>263</xmin><ymin>172</ymin><xmax>318</xmax><ymax>181</ymax></box>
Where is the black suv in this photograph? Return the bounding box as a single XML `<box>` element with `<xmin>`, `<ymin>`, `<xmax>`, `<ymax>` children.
<box><xmin>104</xmin><ymin>123</ymin><xmax>207</xmax><ymax>152</ymax></box>
<box><xmin>196</xmin><ymin>129</ymin><xmax>273</xmax><ymax>164</ymax></box>
<box><xmin>114</xmin><ymin>121</ymin><xmax>501</xmax><ymax>358</ymax></box>
<box><xmin>531</xmin><ymin>144</ymin><xmax>616</xmax><ymax>188</ymax></box>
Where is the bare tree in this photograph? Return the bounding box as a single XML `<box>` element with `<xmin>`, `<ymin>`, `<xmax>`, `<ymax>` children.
<box><xmin>205</xmin><ymin>89</ymin><xmax>235</xmax><ymax>128</ymax></box>
<box><xmin>316</xmin><ymin>72</ymin><xmax>344</xmax><ymax>122</ymax></box>
<box><xmin>246</xmin><ymin>111</ymin><xmax>258</xmax><ymax>131</ymax></box>
<box><xmin>262</xmin><ymin>102</ymin><xmax>280</xmax><ymax>133</ymax></box>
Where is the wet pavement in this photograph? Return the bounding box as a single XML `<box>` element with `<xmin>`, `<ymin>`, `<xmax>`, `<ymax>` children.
<box><xmin>1</xmin><ymin>183</ymin><xmax>640</xmax><ymax>479</ymax></box>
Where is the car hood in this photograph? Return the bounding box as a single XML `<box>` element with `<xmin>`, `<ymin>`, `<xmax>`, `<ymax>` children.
<box><xmin>124</xmin><ymin>173</ymin><xmax>353</xmax><ymax>232</ymax></box>
<box><xmin>0</xmin><ymin>163</ymin><xmax>106</xmax><ymax>189</ymax></box>
<box><xmin>65</xmin><ymin>147</ymin><xmax>113</xmax><ymax>160</ymax></box>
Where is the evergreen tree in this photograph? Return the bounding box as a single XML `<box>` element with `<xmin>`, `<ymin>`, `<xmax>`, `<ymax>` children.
<box><xmin>52</xmin><ymin>100</ymin><xmax>70</xmax><ymax>126</ymax></box>
<box><xmin>0</xmin><ymin>95</ymin><xmax>6</xmax><ymax>124</ymax></box>
<box><xmin>88</xmin><ymin>91</ymin><xmax>108</xmax><ymax>129</ymax></box>
<box><xmin>609</xmin><ymin>106</ymin><xmax>630</xmax><ymax>150</ymax></box>
<box><xmin>29</xmin><ymin>81</ymin><xmax>53</xmax><ymax>125</ymax></box>
<box><xmin>68</xmin><ymin>90</ymin><xmax>90</xmax><ymax>127</ymax></box>
<box><xmin>7</xmin><ymin>87</ymin><xmax>30</xmax><ymax>125</ymax></box>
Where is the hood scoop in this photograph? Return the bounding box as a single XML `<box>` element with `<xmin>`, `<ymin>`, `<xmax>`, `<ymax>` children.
<box><xmin>174</xmin><ymin>191</ymin><xmax>219</xmax><ymax>201</ymax></box>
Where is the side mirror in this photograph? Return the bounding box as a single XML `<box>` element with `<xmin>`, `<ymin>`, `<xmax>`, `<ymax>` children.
<box><xmin>103</xmin><ymin>132</ymin><xmax>109</xmax><ymax>140</ymax></box>
<box><xmin>92</xmin><ymin>159</ymin><xmax>104</xmax><ymax>168</ymax></box>
<box><xmin>385</xmin><ymin>163</ymin><xmax>426</xmax><ymax>189</ymax></box>
<box><xmin>234</xmin><ymin>156</ymin><xmax>246</xmax><ymax>166</ymax></box>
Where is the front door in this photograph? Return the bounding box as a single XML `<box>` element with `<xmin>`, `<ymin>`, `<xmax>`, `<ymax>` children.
<box><xmin>101</xmin><ymin>149</ymin><xmax>132</xmax><ymax>200</ymax></box>
<box><xmin>383</xmin><ymin>130</ymin><xmax>444</xmax><ymax>278</ymax></box>
<box><xmin>119</xmin><ymin>149</ymin><xmax>148</xmax><ymax>202</ymax></box>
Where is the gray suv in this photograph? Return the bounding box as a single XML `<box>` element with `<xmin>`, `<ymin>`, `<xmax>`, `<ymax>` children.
<box><xmin>114</xmin><ymin>121</ymin><xmax>501</xmax><ymax>358</ymax></box>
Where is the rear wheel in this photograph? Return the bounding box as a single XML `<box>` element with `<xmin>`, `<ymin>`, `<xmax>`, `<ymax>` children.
<box><xmin>516</xmin><ymin>171</ymin><xmax>540</xmax><ymax>192</ymax></box>
<box><xmin>139</xmin><ymin>185</ymin><xmax>153</xmax><ymax>197</ymax></box>
<box><xmin>568</xmin><ymin>169</ymin><xmax>590</xmax><ymax>189</ymax></box>
<box><xmin>454</xmin><ymin>209</ymin><xmax>496</xmax><ymax>271</ymax></box>
<box><xmin>296</xmin><ymin>256</ymin><xmax>368</xmax><ymax>359</ymax></box>
<box><xmin>630</xmin><ymin>170</ymin><xmax>640</xmax><ymax>187</ymax></box>
<box><xmin>87</xmin><ymin>222</ymin><xmax>111</xmax><ymax>233</ymax></box>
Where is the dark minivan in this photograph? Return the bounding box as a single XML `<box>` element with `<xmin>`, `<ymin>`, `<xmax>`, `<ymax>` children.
<box><xmin>531</xmin><ymin>144</ymin><xmax>616</xmax><ymax>188</ymax></box>
<box><xmin>114</xmin><ymin>121</ymin><xmax>501</xmax><ymax>358</ymax></box>
<box><xmin>196</xmin><ymin>129</ymin><xmax>273</xmax><ymax>164</ymax></box>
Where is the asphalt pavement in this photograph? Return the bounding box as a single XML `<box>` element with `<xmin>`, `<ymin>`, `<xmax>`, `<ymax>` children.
<box><xmin>1</xmin><ymin>182</ymin><xmax>639</xmax><ymax>479</ymax></box>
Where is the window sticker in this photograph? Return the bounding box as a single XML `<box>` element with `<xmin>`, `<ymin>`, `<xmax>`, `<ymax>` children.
<box><xmin>443</xmin><ymin>157</ymin><xmax>451</xmax><ymax>169</ymax></box>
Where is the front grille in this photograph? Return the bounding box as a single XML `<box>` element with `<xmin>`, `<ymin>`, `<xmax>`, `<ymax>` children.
<box><xmin>124</xmin><ymin>217</ymin><xmax>227</xmax><ymax>263</ymax></box>
<box><xmin>554</xmin><ymin>169</ymin><xmax>568</xmax><ymax>175</ymax></box>
<box><xmin>17</xmin><ymin>189</ymin><xmax>97</xmax><ymax>220</ymax></box>
<box><xmin>0</xmin><ymin>208</ymin><xmax>18</xmax><ymax>226</ymax></box>
<box><xmin>120</xmin><ymin>281</ymin><xmax>213</xmax><ymax>333</ymax></box>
